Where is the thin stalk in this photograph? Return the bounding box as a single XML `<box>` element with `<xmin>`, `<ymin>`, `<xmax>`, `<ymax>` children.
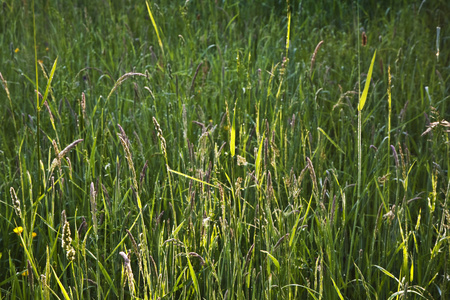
<box><xmin>387</xmin><ymin>66</ymin><xmax>392</xmax><ymax>205</ymax></box>
<box><xmin>346</xmin><ymin>1</ymin><xmax>362</xmax><ymax>283</ymax></box>
<box><xmin>32</xmin><ymin>0</ymin><xmax>41</xmax><ymax>196</ymax></box>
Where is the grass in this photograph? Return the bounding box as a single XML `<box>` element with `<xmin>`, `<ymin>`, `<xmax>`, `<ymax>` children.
<box><xmin>0</xmin><ymin>0</ymin><xmax>449</xmax><ymax>299</ymax></box>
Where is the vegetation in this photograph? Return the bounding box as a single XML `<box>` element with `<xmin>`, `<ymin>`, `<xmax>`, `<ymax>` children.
<box><xmin>1</xmin><ymin>0</ymin><xmax>449</xmax><ymax>299</ymax></box>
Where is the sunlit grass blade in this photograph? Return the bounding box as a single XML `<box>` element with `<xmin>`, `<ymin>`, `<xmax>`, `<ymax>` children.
<box><xmin>145</xmin><ymin>0</ymin><xmax>164</xmax><ymax>56</ymax></box>
<box><xmin>374</xmin><ymin>265</ymin><xmax>400</xmax><ymax>285</ymax></box>
<box><xmin>52</xmin><ymin>266</ymin><xmax>71</xmax><ymax>300</ymax></box>
<box><xmin>285</xmin><ymin>6</ymin><xmax>291</xmax><ymax>57</ymax></box>
<box><xmin>39</xmin><ymin>57</ymin><xmax>58</xmax><ymax>109</ymax></box>
<box><xmin>330</xmin><ymin>276</ymin><xmax>344</xmax><ymax>300</ymax></box>
<box><xmin>186</xmin><ymin>254</ymin><xmax>199</xmax><ymax>295</ymax></box>
<box><xmin>260</xmin><ymin>250</ymin><xmax>280</xmax><ymax>272</ymax></box>
<box><xmin>255</xmin><ymin>133</ymin><xmax>264</xmax><ymax>181</ymax></box>
<box><xmin>169</xmin><ymin>168</ymin><xmax>218</xmax><ymax>189</ymax></box>
<box><xmin>230</xmin><ymin>100</ymin><xmax>237</xmax><ymax>157</ymax></box>
<box><xmin>358</xmin><ymin>50</ymin><xmax>377</xmax><ymax>111</ymax></box>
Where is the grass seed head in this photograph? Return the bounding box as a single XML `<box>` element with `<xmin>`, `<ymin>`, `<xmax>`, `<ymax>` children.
<box><xmin>119</xmin><ymin>251</ymin><xmax>135</xmax><ymax>296</ymax></box>
<box><xmin>10</xmin><ymin>187</ymin><xmax>21</xmax><ymax>217</ymax></box>
<box><xmin>61</xmin><ymin>210</ymin><xmax>75</xmax><ymax>261</ymax></box>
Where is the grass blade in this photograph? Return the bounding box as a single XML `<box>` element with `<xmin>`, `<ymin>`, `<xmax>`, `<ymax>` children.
<box><xmin>169</xmin><ymin>168</ymin><xmax>218</xmax><ymax>189</ymax></box>
<box><xmin>51</xmin><ymin>266</ymin><xmax>71</xmax><ymax>300</ymax></box>
<box><xmin>317</xmin><ymin>127</ymin><xmax>345</xmax><ymax>155</ymax></box>
<box><xmin>261</xmin><ymin>250</ymin><xmax>280</xmax><ymax>272</ymax></box>
<box><xmin>358</xmin><ymin>50</ymin><xmax>377</xmax><ymax>111</ymax></box>
<box><xmin>255</xmin><ymin>133</ymin><xmax>264</xmax><ymax>180</ymax></box>
<box><xmin>330</xmin><ymin>276</ymin><xmax>344</xmax><ymax>300</ymax></box>
<box><xmin>186</xmin><ymin>254</ymin><xmax>199</xmax><ymax>296</ymax></box>
<box><xmin>374</xmin><ymin>265</ymin><xmax>400</xmax><ymax>285</ymax></box>
<box><xmin>39</xmin><ymin>57</ymin><xmax>58</xmax><ymax>109</ymax></box>
<box><xmin>230</xmin><ymin>100</ymin><xmax>237</xmax><ymax>157</ymax></box>
<box><xmin>145</xmin><ymin>1</ymin><xmax>164</xmax><ymax>56</ymax></box>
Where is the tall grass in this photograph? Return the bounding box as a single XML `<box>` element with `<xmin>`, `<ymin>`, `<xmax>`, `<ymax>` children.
<box><xmin>0</xmin><ymin>0</ymin><xmax>449</xmax><ymax>299</ymax></box>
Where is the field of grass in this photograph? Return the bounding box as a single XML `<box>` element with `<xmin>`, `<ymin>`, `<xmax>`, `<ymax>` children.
<box><xmin>1</xmin><ymin>0</ymin><xmax>449</xmax><ymax>299</ymax></box>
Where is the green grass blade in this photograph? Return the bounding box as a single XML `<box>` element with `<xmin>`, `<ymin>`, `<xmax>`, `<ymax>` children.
<box><xmin>317</xmin><ymin>127</ymin><xmax>345</xmax><ymax>155</ymax></box>
<box><xmin>51</xmin><ymin>266</ymin><xmax>71</xmax><ymax>300</ymax></box>
<box><xmin>289</xmin><ymin>208</ymin><xmax>304</xmax><ymax>247</ymax></box>
<box><xmin>261</xmin><ymin>250</ymin><xmax>280</xmax><ymax>272</ymax></box>
<box><xmin>169</xmin><ymin>168</ymin><xmax>218</xmax><ymax>189</ymax></box>
<box><xmin>282</xmin><ymin>284</ymin><xmax>319</xmax><ymax>300</ymax></box>
<box><xmin>145</xmin><ymin>1</ymin><xmax>164</xmax><ymax>56</ymax></box>
<box><xmin>330</xmin><ymin>276</ymin><xmax>344</xmax><ymax>300</ymax></box>
<box><xmin>255</xmin><ymin>133</ymin><xmax>264</xmax><ymax>180</ymax></box>
<box><xmin>358</xmin><ymin>50</ymin><xmax>377</xmax><ymax>111</ymax></box>
<box><xmin>39</xmin><ymin>57</ymin><xmax>58</xmax><ymax>109</ymax></box>
<box><xmin>186</xmin><ymin>254</ymin><xmax>199</xmax><ymax>296</ymax></box>
<box><xmin>374</xmin><ymin>265</ymin><xmax>400</xmax><ymax>285</ymax></box>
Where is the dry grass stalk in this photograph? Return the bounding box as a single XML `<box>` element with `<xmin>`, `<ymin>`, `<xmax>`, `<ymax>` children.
<box><xmin>421</xmin><ymin>119</ymin><xmax>450</xmax><ymax>136</ymax></box>
<box><xmin>139</xmin><ymin>160</ymin><xmax>148</xmax><ymax>186</ymax></box>
<box><xmin>362</xmin><ymin>31</ymin><xmax>367</xmax><ymax>46</ymax></box>
<box><xmin>90</xmin><ymin>182</ymin><xmax>98</xmax><ymax>232</ymax></box>
<box><xmin>119</xmin><ymin>251</ymin><xmax>135</xmax><ymax>296</ymax></box>
<box><xmin>152</xmin><ymin>117</ymin><xmax>167</xmax><ymax>157</ymax></box>
<box><xmin>0</xmin><ymin>72</ymin><xmax>11</xmax><ymax>101</ymax></box>
<box><xmin>0</xmin><ymin>72</ymin><xmax>16</xmax><ymax>127</ymax></box>
<box><xmin>107</xmin><ymin>72</ymin><xmax>148</xmax><ymax>100</ymax></box>
<box><xmin>50</xmin><ymin>139</ymin><xmax>83</xmax><ymax>174</ymax></box>
<box><xmin>126</xmin><ymin>229</ymin><xmax>139</xmax><ymax>256</ymax></box>
<box><xmin>78</xmin><ymin>216</ymin><xmax>87</xmax><ymax>236</ymax></box>
<box><xmin>27</xmin><ymin>260</ymin><xmax>34</xmax><ymax>290</ymax></box>
<box><xmin>310</xmin><ymin>40</ymin><xmax>324</xmax><ymax>77</ymax></box>
<box><xmin>190</xmin><ymin>61</ymin><xmax>203</xmax><ymax>96</ymax></box>
<box><xmin>306</xmin><ymin>157</ymin><xmax>318</xmax><ymax>195</ymax></box>
<box><xmin>117</xmin><ymin>124</ymin><xmax>139</xmax><ymax>191</ymax></box>
<box><xmin>330</xmin><ymin>195</ymin><xmax>336</xmax><ymax>225</ymax></box>
<box><xmin>81</xmin><ymin>92</ymin><xmax>86</xmax><ymax>123</ymax></box>
<box><xmin>188</xmin><ymin>252</ymin><xmax>205</xmax><ymax>266</ymax></box>
<box><xmin>390</xmin><ymin>145</ymin><xmax>399</xmax><ymax>168</ymax></box>
<box><xmin>274</xmin><ymin>233</ymin><xmax>290</xmax><ymax>250</ymax></box>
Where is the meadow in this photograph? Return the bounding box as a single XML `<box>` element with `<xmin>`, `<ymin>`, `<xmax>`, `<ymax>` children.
<box><xmin>0</xmin><ymin>0</ymin><xmax>449</xmax><ymax>299</ymax></box>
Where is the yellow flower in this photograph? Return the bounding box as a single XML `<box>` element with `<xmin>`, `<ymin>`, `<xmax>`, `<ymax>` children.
<box><xmin>32</xmin><ymin>232</ymin><xmax>37</xmax><ymax>238</ymax></box>
<box><xmin>13</xmin><ymin>226</ymin><xmax>23</xmax><ymax>234</ymax></box>
<box><xmin>38</xmin><ymin>59</ymin><xmax>43</xmax><ymax>64</ymax></box>
<box><xmin>46</xmin><ymin>47</ymin><xmax>49</xmax><ymax>51</ymax></box>
<box><xmin>14</xmin><ymin>48</ymin><xmax>19</xmax><ymax>53</ymax></box>
<box><xmin>22</xmin><ymin>270</ymin><xmax>28</xmax><ymax>276</ymax></box>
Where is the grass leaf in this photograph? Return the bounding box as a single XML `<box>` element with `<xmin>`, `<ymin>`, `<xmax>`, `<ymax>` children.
<box><xmin>51</xmin><ymin>266</ymin><xmax>71</xmax><ymax>300</ymax></box>
<box><xmin>145</xmin><ymin>1</ymin><xmax>164</xmax><ymax>56</ymax></box>
<box><xmin>39</xmin><ymin>57</ymin><xmax>58</xmax><ymax>109</ymax></box>
<box><xmin>358</xmin><ymin>50</ymin><xmax>377</xmax><ymax>111</ymax></box>
<box><xmin>374</xmin><ymin>265</ymin><xmax>400</xmax><ymax>285</ymax></box>
<box><xmin>186</xmin><ymin>254</ymin><xmax>200</xmax><ymax>295</ymax></box>
<box><xmin>169</xmin><ymin>168</ymin><xmax>218</xmax><ymax>189</ymax></box>
<box><xmin>330</xmin><ymin>276</ymin><xmax>344</xmax><ymax>300</ymax></box>
<box><xmin>317</xmin><ymin>127</ymin><xmax>345</xmax><ymax>154</ymax></box>
<box><xmin>230</xmin><ymin>100</ymin><xmax>237</xmax><ymax>157</ymax></box>
<box><xmin>255</xmin><ymin>133</ymin><xmax>265</xmax><ymax>180</ymax></box>
<box><xmin>260</xmin><ymin>250</ymin><xmax>280</xmax><ymax>272</ymax></box>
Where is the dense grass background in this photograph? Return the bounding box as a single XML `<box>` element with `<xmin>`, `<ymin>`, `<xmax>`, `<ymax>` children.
<box><xmin>1</xmin><ymin>0</ymin><xmax>449</xmax><ymax>299</ymax></box>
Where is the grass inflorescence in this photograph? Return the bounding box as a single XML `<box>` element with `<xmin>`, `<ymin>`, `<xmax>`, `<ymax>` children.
<box><xmin>0</xmin><ymin>0</ymin><xmax>449</xmax><ymax>299</ymax></box>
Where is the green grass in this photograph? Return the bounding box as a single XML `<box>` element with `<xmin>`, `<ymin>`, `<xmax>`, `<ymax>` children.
<box><xmin>1</xmin><ymin>0</ymin><xmax>449</xmax><ymax>299</ymax></box>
